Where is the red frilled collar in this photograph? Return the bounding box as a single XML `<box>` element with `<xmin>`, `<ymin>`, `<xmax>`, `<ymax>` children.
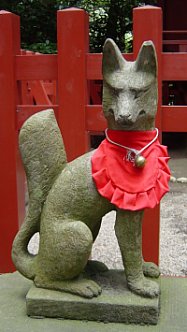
<box><xmin>91</xmin><ymin>129</ymin><xmax>170</xmax><ymax>211</ymax></box>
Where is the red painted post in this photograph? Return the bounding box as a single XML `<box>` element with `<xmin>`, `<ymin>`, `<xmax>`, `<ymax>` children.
<box><xmin>133</xmin><ymin>6</ymin><xmax>163</xmax><ymax>264</ymax></box>
<box><xmin>0</xmin><ymin>11</ymin><xmax>25</xmax><ymax>272</ymax></box>
<box><xmin>57</xmin><ymin>8</ymin><xmax>90</xmax><ymax>161</ymax></box>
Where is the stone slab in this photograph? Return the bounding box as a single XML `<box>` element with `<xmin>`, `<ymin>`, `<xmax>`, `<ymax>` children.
<box><xmin>26</xmin><ymin>270</ymin><xmax>160</xmax><ymax>325</ymax></box>
<box><xmin>0</xmin><ymin>272</ymin><xmax>187</xmax><ymax>332</ymax></box>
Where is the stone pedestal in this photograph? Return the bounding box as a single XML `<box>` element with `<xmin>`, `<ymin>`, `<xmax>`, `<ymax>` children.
<box><xmin>26</xmin><ymin>270</ymin><xmax>160</xmax><ymax>325</ymax></box>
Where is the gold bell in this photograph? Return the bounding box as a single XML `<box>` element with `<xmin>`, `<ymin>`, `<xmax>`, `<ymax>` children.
<box><xmin>135</xmin><ymin>154</ymin><xmax>146</xmax><ymax>168</ymax></box>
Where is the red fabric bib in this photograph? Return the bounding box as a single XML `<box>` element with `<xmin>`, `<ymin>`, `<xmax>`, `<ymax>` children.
<box><xmin>91</xmin><ymin>129</ymin><xmax>170</xmax><ymax>211</ymax></box>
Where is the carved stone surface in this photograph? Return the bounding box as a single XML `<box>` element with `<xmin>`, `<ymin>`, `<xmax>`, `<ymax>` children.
<box><xmin>12</xmin><ymin>39</ymin><xmax>164</xmax><ymax>318</ymax></box>
<box><xmin>26</xmin><ymin>270</ymin><xmax>160</xmax><ymax>325</ymax></box>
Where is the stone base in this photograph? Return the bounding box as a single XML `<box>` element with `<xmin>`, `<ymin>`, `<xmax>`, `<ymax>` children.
<box><xmin>26</xmin><ymin>270</ymin><xmax>160</xmax><ymax>325</ymax></box>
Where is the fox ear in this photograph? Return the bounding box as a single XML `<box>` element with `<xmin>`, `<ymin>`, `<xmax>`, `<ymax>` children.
<box><xmin>135</xmin><ymin>41</ymin><xmax>157</xmax><ymax>77</ymax></box>
<box><xmin>102</xmin><ymin>38</ymin><xmax>125</xmax><ymax>77</ymax></box>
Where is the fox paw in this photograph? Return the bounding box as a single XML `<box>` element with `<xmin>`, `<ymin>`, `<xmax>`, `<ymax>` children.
<box><xmin>143</xmin><ymin>261</ymin><xmax>160</xmax><ymax>278</ymax></box>
<box><xmin>71</xmin><ymin>278</ymin><xmax>102</xmax><ymax>298</ymax></box>
<box><xmin>127</xmin><ymin>276</ymin><xmax>160</xmax><ymax>298</ymax></box>
<box><xmin>34</xmin><ymin>275</ymin><xmax>102</xmax><ymax>299</ymax></box>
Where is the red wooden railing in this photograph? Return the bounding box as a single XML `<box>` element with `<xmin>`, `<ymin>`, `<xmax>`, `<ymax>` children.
<box><xmin>163</xmin><ymin>30</ymin><xmax>187</xmax><ymax>52</ymax></box>
<box><xmin>1</xmin><ymin>6</ymin><xmax>187</xmax><ymax>273</ymax></box>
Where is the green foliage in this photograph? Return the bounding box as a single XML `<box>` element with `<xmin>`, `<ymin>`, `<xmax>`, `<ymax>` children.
<box><xmin>0</xmin><ymin>0</ymin><xmax>58</xmax><ymax>52</ymax></box>
<box><xmin>22</xmin><ymin>42</ymin><xmax>57</xmax><ymax>54</ymax></box>
<box><xmin>82</xmin><ymin>0</ymin><xmax>142</xmax><ymax>52</ymax></box>
<box><xmin>0</xmin><ymin>0</ymin><xmax>157</xmax><ymax>53</ymax></box>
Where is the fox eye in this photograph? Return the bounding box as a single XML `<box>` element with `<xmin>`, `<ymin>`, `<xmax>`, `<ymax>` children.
<box><xmin>111</xmin><ymin>87</ymin><xmax>123</xmax><ymax>96</ymax></box>
<box><xmin>131</xmin><ymin>87</ymin><xmax>149</xmax><ymax>99</ymax></box>
<box><xmin>131</xmin><ymin>89</ymin><xmax>141</xmax><ymax>99</ymax></box>
<box><xmin>107</xmin><ymin>83</ymin><xmax>123</xmax><ymax>96</ymax></box>
<box><xmin>134</xmin><ymin>91</ymin><xmax>140</xmax><ymax>99</ymax></box>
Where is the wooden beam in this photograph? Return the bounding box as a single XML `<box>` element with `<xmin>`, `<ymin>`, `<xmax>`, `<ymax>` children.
<box><xmin>0</xmin><ymin>11</ymin><xmax>24</xmax><ymax>272</ymax></box>
<box><xmin>15</xmin><ymin>54</ymin><xmax>58</xmax><ymax>80</ymax></box>
<box><xmin>16</xmin><ymin>105</ymin><xmax>58</xmax><ymax>129</ymax></box>
<box><xmin>162</xmin><ymin>53</ymin><xmax>187</xmax><ymax>81</ymax></box>
<box><xmin>86</xmin><ymin>105</ymin><xmax>106</xmax><ymax>132</ymax></box>
<box><xmin>57</xmin><ymin>9</ymin><xmax>90</xmax><ymax>161</ymax></box>
<box><xmin>162</xmin><ymin>106</ymin><xmax>187</xmax><ymax>132</ymax></box>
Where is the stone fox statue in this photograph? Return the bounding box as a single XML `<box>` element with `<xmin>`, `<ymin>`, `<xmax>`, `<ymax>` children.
<box><xmin>12</xmin><ymin>39</ymin><xmax>170</xmax><ymax>299</ymax></box>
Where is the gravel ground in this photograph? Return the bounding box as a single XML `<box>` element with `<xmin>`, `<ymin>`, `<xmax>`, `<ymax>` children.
<box><xmin>160</xmin><ymin>190</ymin><xmax>187</xmax><ymax>276</ymax></box>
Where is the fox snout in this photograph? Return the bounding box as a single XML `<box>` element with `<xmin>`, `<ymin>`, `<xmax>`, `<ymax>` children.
<box><xmin>116</xmin><ymin>112</ymin><xmax>135</xmax><ymax>125</ymax></box>
<box><xmin>116</xmin><ymin>108</ymin><xmax>146</xmax><ymax>125</ymax></box>
<box><xmin>110</xmin><ymin>91</ymin><xmax>139</xmax><ymax>126</ymax></box>
<box><xmin>108</xmin><ymin>105</ymin><xmax>147</xmax><ymax>129</ymax></box>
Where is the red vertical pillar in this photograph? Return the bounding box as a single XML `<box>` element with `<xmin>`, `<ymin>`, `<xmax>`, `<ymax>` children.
<box><xmin>0</xmin><ymin>11</ymin><xmax>25</xmax><ymax>272</ymax></box>
<box><xmin>133</xmin><ymin>6</ymin><xmax>163</xmax><ymax>264</ymax></box>
<box><xmin>57</xmin><ymin>8</ymin><xmax>90</xmax><ymax>161</ymax></box>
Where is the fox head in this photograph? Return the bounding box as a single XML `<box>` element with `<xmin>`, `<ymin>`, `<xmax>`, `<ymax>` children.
<box><xmin>102</xmin><ymin>39</ymin><xmax>158</xmax><ymax>130</ymax></box>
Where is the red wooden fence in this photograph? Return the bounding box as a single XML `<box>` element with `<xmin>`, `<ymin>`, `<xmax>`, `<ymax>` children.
<box><xmin>0</xmin><ymin>6</ymin><xmax>187</xmax><ymax>273</ymax></box>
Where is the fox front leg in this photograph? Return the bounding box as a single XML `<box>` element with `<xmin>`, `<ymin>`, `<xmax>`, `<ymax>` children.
<box><xmin>115</xmin><ymin>209</ymin><xmax>159</xmax><ymax>298</ymax></box>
